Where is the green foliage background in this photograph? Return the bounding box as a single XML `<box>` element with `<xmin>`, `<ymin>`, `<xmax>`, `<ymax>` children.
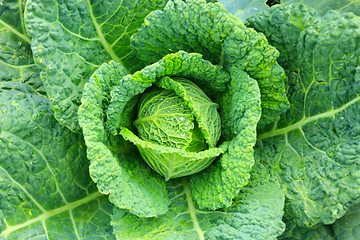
<box><xmin>1</xmin><ymin>0</ymin><xmax>360</xmax><ymax>239</ymax></box>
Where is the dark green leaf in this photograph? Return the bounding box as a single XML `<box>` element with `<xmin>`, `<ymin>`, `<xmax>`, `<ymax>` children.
<box><xmin>0</xmin><ymin>82</ymin><xmax>114</xmax><ymax>239</ymax></box>
<box><xmin>25</xmin><ymin>0</ymin><xmax>168</xmax><ymax>132</ymax></box>
<box><xmin>111</xmin><ymin>165</ymin><xmax>285</xmax><ymax>240</ymax></box>
<box><xmin>334</xmin><ymin>203</ymin><xmax>360</xmax><ymax>240</ymax></box>
<box><xmin>253</xmin><ymin>5</ymin><xmax>360</xmax><ymax>226</ymax></box>
<box><xmin>280</xmin><ymin>0</ymin><xmax>360</xmax><ymax>16</ymax></box>
<box><xmin>0</xmin><ymin>0</ymin><xmax>44</xmax><ymax>94</ymax></box>
<box><xmin>78</xmin><ymin>61</ymin><xmax>170</xmax><ymax>217</ymax></box>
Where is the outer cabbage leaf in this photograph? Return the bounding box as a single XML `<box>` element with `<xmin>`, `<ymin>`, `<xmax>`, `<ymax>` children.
<box><xmin>111</xmin><ymin>164</ymin><xmax>285</xmax><ymax>240</ymax></box>
<box><xmin>131</xmin><ymin>0</ymin><xmax>289</xmax><ymax>128</ymax></box>
<box><xmin>280</xmin><ymin>0</ymin><xmax>360</xmax><ymax>16</ymax></box>
<box><xmin>253</xmin><ymin>5</ymin><xmax>360</xmax><ymax>226</ymax></box>
<box><xmin>0</xmin><ymin>82</ymin><xmax>114</xmax><ymax>239</ymax></box>
<box><xmin>24</xmin><ymin>0</ymin><xmax>168</xmax><ymax>132</ymax></box>
<box><xmin>0</xmin><ymin>0</ymin><xmax>44</xmax><ymax>94</ymax></box>
<box><xmin>78</xmin><ymin>61</ymin><xmax>170</xmax><ymax>218</ymax></box>
<box><xmin>189</xmin><ymin>67</ymin><xmax>261</xmax><ymax>210</ymax></box>
<box><xmin>333</xmin><ymin>203</ymin><xmax>360</xmax><ymax>240</ymax></box>
<box><xmin>247</xmin><ymin>3</ymin><xmax>322</xmax><ymax>74</ymax></box>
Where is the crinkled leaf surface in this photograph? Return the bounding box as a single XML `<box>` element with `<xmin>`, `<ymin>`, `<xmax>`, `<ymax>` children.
<box><xmin>280</xmin><ymin>0</ymin><xmax>360</xmax><ymax>16</ymax></box>
<box><xmin>189</xmin><ymin>68</ymin><xmax>261</xmax><ymax>210</ymax></box>
<box><xmin>156</xmin><ymin>77</ymin><xmax>221</xmax><ymax>148</ymax></box>
<box><xmin>218</xmin><ymin>0</ymin><xmax>269</xmax><ymax>22</ymax></box>
<box><xmin>101</xmin><ymin>51</ymin><xmax>260</xmax><ymax>210</ymax></box>
<box><xmin>134</xmin><ymin>87</ymin><xmax>195</xmax><ymax>149</ymax></box>
<box><xmin>0</xmin><ymin>82</ymin><xmax>114</xmax><ymax>239</ymax></box>
<box><xmin>0</xmin><ymin>0</ymin><xmax>44</xmax><ymax>94</ymax></box>
<box><xmin>333</xmin><ymin>203</ymin><xmax>360</xmax><ymax>240</ymax></box>
<box><xmin>253</xmin><ymin>5</ymin><xmax>360</xmax><ymax>227</ymax></box>
<box><xmin>247</xmin><ymin>3</ymin><xmax>322</xmax><ymax>75</ymax></box>
<box><xmin>120</xmin><ymin>127</ymin><xmax>226</xmax><ymax>181</ymax></box>
<box><xmin>78</xmin><ymin>61</ymin><xmax>170</xmax><ymax>218</ymax></box>
<box><xmin>131</xmin><ymin>0</ymin><xmax>289</xmax><ymax>128</ymax></box>
<box><xmin>111</xmin><ymin>165</ymin><xmax>285</xmax><ymax>240</ymax></box>
<box><xmin>24</xmin><ymin>0</ymin><xmax>168</xmax><ymax>132</ymax></box>
<box><xmin>105</xmin><ymin>50</ymin><xmax>230</xmax><ymax>143</ymax></box>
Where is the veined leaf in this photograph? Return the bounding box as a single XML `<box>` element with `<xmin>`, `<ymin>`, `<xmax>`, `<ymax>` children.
<box><xmin>278</xmin><ymin>220</ymin><xmax>336</xmax><ymax>240</ymax></box>
<box><xmin>252</xmin><ymin>4</ymin><xmax>360</xmax><ymax>226</ymax></box>
<box><xmin>24</xmin><ymin>0</ymin><xmax>168</xmax><ymax>132</ymax></box>
<box><xmin>111</xmin><ymin>165</ymin><xmax>285</xmax><ymax>240</ymax></box>
<box><xmin>333</xmin><ymin>203</ymin><xmax>360</xmax><ymax>240</ymax></box>
<box><xmin>0</xmin><ymin>82</ymin><xmax>114</xmax><ymax>239</ymax></box>
<box><xmin>78</xmin><ymin>61</ymin><xmax>170</xmax><ymax>218</ymax></box>
<box><xmin>0</xmin><ymin>0</ymin><xmax>44</xmax><ymax>94</ymax></box>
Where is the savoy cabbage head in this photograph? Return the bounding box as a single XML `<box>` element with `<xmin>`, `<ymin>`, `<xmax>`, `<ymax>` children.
<box><xmin>1</xmin><ymin>0</ymin><xmax>360</xmax><ymax>239</ymax></box>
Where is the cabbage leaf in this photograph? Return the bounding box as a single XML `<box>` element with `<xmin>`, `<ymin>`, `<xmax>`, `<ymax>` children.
<box><xmin>24</xmin><ymin>0</ymin><xmax>168</xmax><ymax>132</ymax></box>
<box><xmin>0</xmin><ymin>82</ymin><xmax>114</xmax><ymax>239</ymax></box>
<box><xmin>0</xmin><ymin>3</ymin><xmax>114</xmax><ymax>238</ymax></box>
<box><xmin>333</xmin><ymin>203</ymin><xmax>360</xmax><ymax>240</ymax></box>
<box><xmin>131</xmin><ymin>0</ymin><xmax>289</xmax><ymax>128</ymax></box>
<box><xmin>249</xmin><ymin>3</ymin><xmax>360</xmax><ymax>227</ymax></box>
<box><xmin>0</xmin><ymin>0</ymin><xmax>44</xmax><ymax>94</ymax></box>
<box><xmin>218</xmin><ymin>0</ymin><xmax>269</xmax><ymax>22</ymax></box>
<box><xmin>278</xmin><ymin>221</ymin><xmax>336</xmax><ymax>240</ymax></box>
<box><xmin>111</xmin><ymin>164</ymin><xmax>285</xmax><ymax>240</ymax></box>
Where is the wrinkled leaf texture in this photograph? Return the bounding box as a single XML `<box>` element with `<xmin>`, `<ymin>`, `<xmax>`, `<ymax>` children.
<box><xmin>24</xmin><ymin>0</ymin><xmax>168</xmax><ymax>132</ymax></box>
<box><xmin>248</xmin><ymin>3</ymin><xmax>360</xmax><ymax>227</ymax></box>
<box><xmin>111</xmin><ymin>164</ymin><xmax>285</xmax><ymax>240</ymax></box>
<box><xmin>0</xmin><ymin>0</ymin><xmax>44</xmax><ymax>94</ymax></box>
<box><xmin>0</xmin><ymin>82</ymin><xmax>114</xmax><ymax>239</ymax></box>
<box><xmin>131</xmin><ymin>0</ymin><xmax>290</xmax><ymax>128</ymax></box>
<box><xmin>0</xmin><ymin>1</ymin><xmax>115</xmax><ymax>238</ymax></box>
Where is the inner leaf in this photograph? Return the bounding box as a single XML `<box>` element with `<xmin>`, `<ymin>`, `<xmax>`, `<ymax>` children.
<box><xmin>134</xmin><ymin>87</ymin><xmax>196</xmax><ymax>149</ymax></box>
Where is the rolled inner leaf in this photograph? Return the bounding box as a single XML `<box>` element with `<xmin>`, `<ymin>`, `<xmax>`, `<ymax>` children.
<box><xmin>130</xmin><ymin>77</ymin><xmax>223</xmax><ymax>180</ymax></box>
